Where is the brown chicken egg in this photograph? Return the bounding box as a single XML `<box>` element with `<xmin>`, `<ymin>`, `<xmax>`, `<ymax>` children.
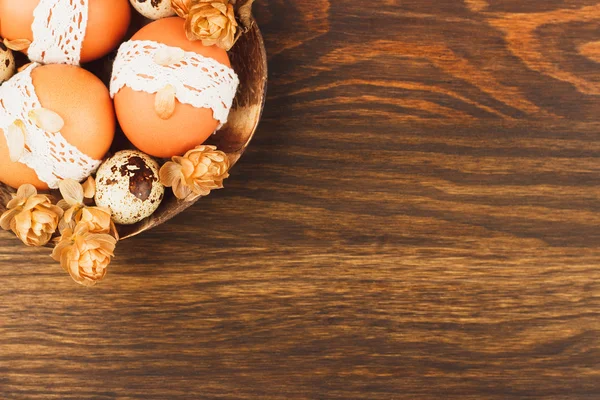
<box><xmin>0</xmin><ymin>64</ymin><xmax>115</xmax><ymax>190</ymax></box>
<box><xmin>0</xmin><ymin>0</ymin><xmax>131</xmax><ymax>64</ymax></box>
<box><xmin>112</xmin><ymin>17</ymin><xmax>238</xmax><ymax>158</ymax></box>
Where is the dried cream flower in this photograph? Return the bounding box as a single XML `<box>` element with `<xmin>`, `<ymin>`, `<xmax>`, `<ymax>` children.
<box><xmin>52</xmin><ymin>223</ymin><xmax>117</xmax><ymax>287</ymax></box>
<box><xmin>53</xmin><ymin>178</ymin><xmax>119</xmax><ymax>286</ymax></box>
<box><xmin>159</xmin><ymin>145</ymin><xmax>230</xmax><ymax>201</ymax></box>
<box><xmin>0</xmin><ymin>184</ymin><xmax>63</xmax><ymax>247</ymax></box>
<box><xmin>185</xmin><ymin>0</ymin><xmax>238</xmax><ymax>50</ymax></box>
<box><xmin>171</xmin><ymin>0</ymin><xmax>192</xmax><ymax>17</ymax></box>
<box><xmin>77</xmin><ymin>206</ymin><xmax>119</xmax><ymax>240</ymax></box>
<box><xmin>57</xmin><ymin>177</ymin><xmax>96</xmax><ymax>228</ymax></box>
<box><xmin>57</xmin><ymin>177</ymin><xmax>118</xmax><ymax>240</ymax></box>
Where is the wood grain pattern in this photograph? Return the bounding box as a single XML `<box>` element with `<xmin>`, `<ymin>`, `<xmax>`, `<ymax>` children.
<box><xmin>1</xmin><ymin>0</ymin><xmax>600</xmax><ymax>398</ymax></box>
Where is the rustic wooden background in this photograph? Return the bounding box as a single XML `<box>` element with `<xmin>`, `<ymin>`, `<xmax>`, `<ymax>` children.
<box><xmin>1</xmin><ymin>0</ymin><xmax>600</xmax><ymax>398</ymax></box>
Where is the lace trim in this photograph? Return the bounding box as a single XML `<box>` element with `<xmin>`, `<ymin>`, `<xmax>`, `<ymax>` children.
<box><xmin>29</xmin><ymin>0</ymin><xmax>89</xmax><ymax>65</ymax></box>
<box><xmin>110</xmin><ymin>40</ymin><xmax>239</xmax><ymax>127</ymax></box>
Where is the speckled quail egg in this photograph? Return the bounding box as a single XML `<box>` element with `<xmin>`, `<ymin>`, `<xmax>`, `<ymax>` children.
<box><xmin>0</xmin><ymin>42</ymin><xmax>15</xmax><ymax>83</ymax></box>
<box><xmin>94</xmin><ymin>150</ymin><xmax>165</xmax><ymax>225</ymax></box>
<box><xmin>129</xmin><ymin>0</ymin><xmax>175</xmax><ymax>20</ymax></box>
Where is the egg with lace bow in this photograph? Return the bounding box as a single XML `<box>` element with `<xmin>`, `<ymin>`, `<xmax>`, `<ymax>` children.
<box><xmin>111</xmin><ymin>17</ymin><xmax>240</xmax><ymax>158</ymax></box>
<box><xmin>0</xmin><ymin>0</ymin><xmax>131</xmax><ymax>64</ymax></box>
<box><xmin>0</xmin><ymin>64</ymin><xmax>115</xmax><ymax>190</ymax></box>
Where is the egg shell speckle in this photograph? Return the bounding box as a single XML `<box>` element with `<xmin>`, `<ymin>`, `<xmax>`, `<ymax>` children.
<box><xmin>0</xmin><ymin>42</ymin><xmax>15</xmax><ymax>83</ymax></box>
<box><xmin>95</xmin><ymin>150</ymin><xmax>165</xmax><ymax>225</ymax></box>
<box><xmin>130</xmin><ymin>0</ymin><xmax>175</xmax><ymax>20</ymax></box>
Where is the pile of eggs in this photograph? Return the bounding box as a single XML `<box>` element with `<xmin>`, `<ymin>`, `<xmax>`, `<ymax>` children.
<box><xmin>0</xmin><ymin>0</ymin><xmax>239</xmax><ymax>225</ymax></box>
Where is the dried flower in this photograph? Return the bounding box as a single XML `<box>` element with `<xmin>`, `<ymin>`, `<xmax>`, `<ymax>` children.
<box><xmin>53</xmin><ymin>177</ymin><xmax>119</xmax><ymax>286</ymax></box>
<box><xmin>52</xmin><ymin>223</ymin><xmax>117</xmax><ymax>287</ymax></box>
<box><xmin>159</xmin><ymin>145</ymin><xmax>230</xmax><ymax>201</ymax></box>
<box><xmin>57</xmin><ymin>178</ymin><xmax>95</xmax><ymax>229</ymax></box>
<box><xmin>0</xmin><ymin>184</ymin><xmax>63</xmax><ymax>246</ymax></box>
<box><xmin>171</xmin><ymin>0</ymin><xmax>192</xmax><ymax>17</ymax></box>
<box><xmin>77</xmin><ymin>206</ymin><xmax>119</xmax><ymax>240</ymax></box>
<box><xmin>185</xmin><ymin>0</ymin><xmax>238</xmax><ymax>51</ymax></box>
<box><xmin>57</xmin><ymin>177</ymin><xmax>118</xmax><ymax>240</ymax></box>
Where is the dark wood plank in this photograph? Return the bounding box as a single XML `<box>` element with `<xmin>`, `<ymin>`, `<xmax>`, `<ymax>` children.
<box><xmin>1</xmin><ymin>0</ymin><xmax>600</xmax><ymax>398</ymax></box>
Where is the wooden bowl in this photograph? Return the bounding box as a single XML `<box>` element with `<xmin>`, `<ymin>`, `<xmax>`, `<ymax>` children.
<box><xmin>0</xmin><ymin>3</ymin><xmax>267</xmax><ymax>242</ymax></box>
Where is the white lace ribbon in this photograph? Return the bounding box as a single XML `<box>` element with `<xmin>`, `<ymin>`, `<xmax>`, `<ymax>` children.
<box><xmin>110</xmin><ymin>40</ymin><xmax>239</xmax><ymax>127</ymax></box>
<box><xmin>29</xmin><ymin>0</ymin><xmax>89</xmax><ymax>65</ymax></box>
<box><xmin>0</xmin><ymin>63</ymin><xmax>101</xmax><ymax>189</ymax></box>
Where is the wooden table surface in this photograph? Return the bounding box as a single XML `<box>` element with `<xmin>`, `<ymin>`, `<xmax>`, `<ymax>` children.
<box><xmin>2</xmin><ymin>0</ymin><xmax>600</xmax><ymax>398</ymax></box>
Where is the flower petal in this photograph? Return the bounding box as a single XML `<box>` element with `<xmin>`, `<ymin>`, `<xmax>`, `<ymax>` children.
<box><xmin>155</xmin><ymin>84</ymin><xmax>176</xmax><ymax>120</ymax></box>
<box><xmin>82</xmin><ymin>177</ymin><xmax>96</xmax><ymax>199</ymax></box>
<box><xmin>16</xmin><ymin>184</ymin><xmax>37</xmax><ymax>200</ymax></box>
<box><xmin>28</xmin><ymin>108</ymin><xmax>65</xmax><ymax>133</ymax></box>
<box><xmin>14</xmin><ymin>211</ymin><xmax>32</xmax><ymax>239</ymax></box>
<box><xmin>56</xmin><ymin>199</ymin><xmax>71</xmax><ymax>211</ymax></box>
<box><xmin>211</xmin><ymin>2</ymin><xmax>227</xmax><ymax>14</ymax></box>
<box><xmin>64</xmin><ymin>206</ymin><xmax>77</xmax><ymax>224</ymax></box>
<box><xmin>0</xmin><ymin>209</ymin><xmax>20</xmax><ymax>230</ymax></box>
<box><xmin>153</xmin><ymin>46</ymin><xmax>185</xmax><ymax>66</ymax></box>
<box><xmin>59</xmin><ymin>179</ymin><xmax>84</xmax><ymax>206</ymax></box>
<box><xmin>52</xmin><ymin>239</ymin><xmax>69</xmax><ymax>262</ymax></box>
<box><xmin>192</xmin><ymin>162</ymin><xmax>209</xmax><ymax>178</ymax></box>
<box><xmin>180</xmin><ymin>158</ymin><xmax>196</xmax><ymax>178</ymax></box>
<box><xmin>172</xmin><ymin>178</ymin><xmax>193</xmax><ymax>200</ymax></box>
<box><xmin>6</xmin><ymin>121</ymin><xmax>26</xmax><ymax>162</ymax></box>
<box><xmin>23</xmin><ymin>195</ymin><xmax>49</xmax><ymax>210</ymax></box>
<box><xmin>172</xmin><ymin>0</ymin><xmax>192</xmax><ymax>17</ymax></box>
<box><xmin>3</xmin><ymin>38</ymin><xmax>31</xmax><ymax>51</ymax></box>
<box><xmin>159</xmin><ymin>162</ymin><xmax>182</xmax><ymax>187</ymax></box>
<box><xmin>32</xmin><ymin>209</ymin><xmax>55</xmax><ymax>224</ymax></box>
